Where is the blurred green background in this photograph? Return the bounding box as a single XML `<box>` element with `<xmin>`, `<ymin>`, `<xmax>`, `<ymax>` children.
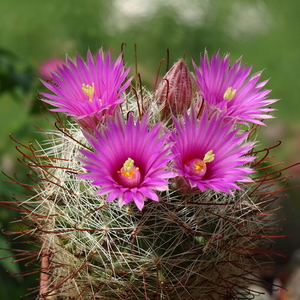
<box><xmin>0</xmin><ymin>0</ymin><xmax>299</xmax><ymax>299</ymax></box>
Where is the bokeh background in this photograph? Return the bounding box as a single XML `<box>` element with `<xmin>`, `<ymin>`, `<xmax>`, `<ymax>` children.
<box><xmin>0</xmin><ymin>0</ymin><xmax>299</xmax><ymax>299</ymax></box>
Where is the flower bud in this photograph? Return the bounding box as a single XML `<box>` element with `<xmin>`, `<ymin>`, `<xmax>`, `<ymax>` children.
<box><xmin>155</xmin><ymin>59</ymin><xmax>192</xmax><ymax>119</ymax></box>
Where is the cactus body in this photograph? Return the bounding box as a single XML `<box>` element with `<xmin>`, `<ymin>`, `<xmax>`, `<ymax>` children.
<box><xmin>3</xmin><ymin>50</ymin><xmax>286</xmax><ymax>300</ymax></box>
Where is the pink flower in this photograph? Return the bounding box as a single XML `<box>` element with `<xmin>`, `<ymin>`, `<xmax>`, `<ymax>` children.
<box><xmin>40</xmin><ymin>49</ymin><xmax>132</xmax><ymax>129</ymax></box>
<box><xmin>193</xmin><ymin>51</ymin><xmax>278</xmax><ymax>125</ymax></box>
<box><xmin>38</xmin><ymin>57</ymin><xmax>65</xmax><ymax>81</ymax></box>
<box><xmin>78</xmin><ymin>113</ymin><xmax>174</xmax><ymax>210</ymax></box>
<box><xmin>170</xmin><ymin>107</ymin><xmax>256</xmax><ymax>193</ymax></box>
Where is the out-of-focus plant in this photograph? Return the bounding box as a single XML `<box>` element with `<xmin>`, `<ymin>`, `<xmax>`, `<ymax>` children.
<box><xmin>0</xmin><ymin>47</ymin><xmax>34</xmax><ymax>97</ymax></box>
<box><xmin>0</xmin><ymin>47</ymin><xmax>37</xmax><ymax>300</ymax></box>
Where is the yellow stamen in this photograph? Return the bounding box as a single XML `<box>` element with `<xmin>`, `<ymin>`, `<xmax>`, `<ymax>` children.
<box><xmin>203</xmin><ymin>150</ymin><xmax>215</xmax><ymax>163</ymax></box>
<box><xmin>194</xmin><ymin>160</ymin><xmax>206</xmax><ymax>173</ymax></box>
<box><xmin>82</xmin><ymin>82</ymin><xmax>95</xmax><ymax>102</ymax></box>
<box><xmin>191</xmin><ymin>150</ymin><xmax>215</xmax><ymax>175</ymax></box>
<box><xmin>118</xmin><ymin>158</ymin><xmax>139</xmax><ymax>178</ymax></box>
<box><xmin>223</xmin><ymin>87</ymin><xmax>236</xmax><ymax>101</ymax></box>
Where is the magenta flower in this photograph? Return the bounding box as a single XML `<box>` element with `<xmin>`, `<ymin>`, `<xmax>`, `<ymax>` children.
<box><xmin>78</xmin><ymin>113</ymin><xmax>174</xmax><ymax>210</ymax></box>
<box><xmin>193</xmin><ymin>51</ymin><xmax>278</xmax><ymax>125</ymax></box>
<box><xmin>40</xmin><ymin>49</ymin><xmax>132</xmax><ymax>129</ymax></box>
<box><xmin>170</xmin><ymin>107</ymin><xmax>256</xmax><ymax>193</ymax></box>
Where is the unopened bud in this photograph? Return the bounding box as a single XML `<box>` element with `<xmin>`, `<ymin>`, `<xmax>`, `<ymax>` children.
<box><xmin>155</xmin><ymin>60</ymin><xmax>192</xmax><ymax>119</ymax></box>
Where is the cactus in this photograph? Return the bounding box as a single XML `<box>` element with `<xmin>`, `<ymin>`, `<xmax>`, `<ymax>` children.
<box><xmin>2</xmin><ymin>49</ymin><xmax>291</xmax><ymax>300</ymax></box>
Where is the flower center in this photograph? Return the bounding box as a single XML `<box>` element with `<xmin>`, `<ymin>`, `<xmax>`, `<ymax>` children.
<box><xmin>223</xmin><ymin>87</ymin><xmax>236</xmax><ymax>101</ymax></box>
<box><xmin>186</xmin><ymin>150</ymin><xmax>215</xmax><ymax>179</ymax></box>
<box><xmin>194</xmin><ymin>160</ymin><xmax>206</xmax><ymax>173</ymax></box>
<box><xmin>117</xmin><ymin>158</ymin><xmax>141</xmax><ymax>188</ymax></box>
<box><xmin>82</xmin><ymin>83</ymin><xmax>95</xmax><ymax>102</ymax></box>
